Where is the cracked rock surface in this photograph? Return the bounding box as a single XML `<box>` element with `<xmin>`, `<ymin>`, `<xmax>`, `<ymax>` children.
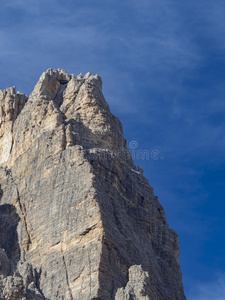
<box><xmin>0</xmin><ymin>69</ymin><xmax>186</xmax><ymax>299</ymax></box>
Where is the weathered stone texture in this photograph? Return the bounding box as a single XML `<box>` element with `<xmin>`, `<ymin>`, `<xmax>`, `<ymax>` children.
<box><xmin>0</xmin><ymin>69</ymin><xmax>186</xmax><ymax>299</ymax></box>
<box><xmin>0</xmin><ymin>87</ymin><xmax>26</xmax><ymax>165</ymax></box>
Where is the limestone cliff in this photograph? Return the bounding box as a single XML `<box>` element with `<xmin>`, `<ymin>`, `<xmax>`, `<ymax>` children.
<box><xmin>0</xmin><ymin>69</ymin><xmax>186</xmax><ymax>300</ymax></box>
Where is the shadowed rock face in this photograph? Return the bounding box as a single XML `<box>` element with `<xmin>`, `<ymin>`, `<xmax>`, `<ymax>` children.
<box><xmin>0</xmin><ymin>69</ymin><xmax>186</xmax><ymax>300</ymax></box>
<box><xmin>0</xmin><ymin>204</ymin><xmax>20</xmax><ymax>262</ymax></box>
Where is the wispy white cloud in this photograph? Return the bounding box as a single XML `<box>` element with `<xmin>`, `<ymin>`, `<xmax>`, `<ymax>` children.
<box><xmin>189</xmin><ymin>274</ymin><xmax>225</xmax><ymax>300</ymax></box>
<box><xmin>2</xmin><ymin>0</ymin><xmax>40</xmax><ymax>14</ymax></box>
<box><xmin>190</xmin><ymin>1</ymin><xmax>225</xmax><ymax>50</ymax></box>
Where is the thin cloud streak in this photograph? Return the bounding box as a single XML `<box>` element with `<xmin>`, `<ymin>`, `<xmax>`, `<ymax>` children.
<box><xmin>189</xmin><ymin>274</ymin><xmax>225</xmax><ymax>300</ymax></box>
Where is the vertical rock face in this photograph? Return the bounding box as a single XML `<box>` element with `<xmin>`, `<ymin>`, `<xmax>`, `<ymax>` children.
<box><xmin>0</xmin><ymin>69</ymin><xmax>186</xmax><ymax>300</ymax></box>
<box><xmin>0</xmin><ymin>87</ymin><xmax>26</xmax><ymax>165</ymax></box>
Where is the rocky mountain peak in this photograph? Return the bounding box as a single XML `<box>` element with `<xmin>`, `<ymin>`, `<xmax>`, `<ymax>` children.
<box><xmin>0</xmin><ymin>69</ymin><xmax>129</xmax><ymax>169</ymax></box>
<box><xmin>29</xmin><ymin>68</ymin><xmax>102</xmax><ymax>104</ymax></box>
<box><xmin>0</xmin><ymin>69</ymin><xmax>186</xmax><ymax>300</ymax></box>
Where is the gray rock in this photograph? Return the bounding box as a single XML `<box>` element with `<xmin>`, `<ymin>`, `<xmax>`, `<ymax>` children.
<box><xmin>0</xmin><ymin>276</ymin><xmax>25</xmax><ymax>300</ymax></box>
<box><xmin>115</xmin><ymin>265</ymin><xmax>151</xmax><ymax>300</ymax></box>
<box><xmin>0</xmin><ymin>69</ymin><xmax>186</xmax><ymax>299</ymax></box>
<box><xmin>0</xmin><ymin>249</ymin><xmax>11</xmax><ymax>278</ymax></box>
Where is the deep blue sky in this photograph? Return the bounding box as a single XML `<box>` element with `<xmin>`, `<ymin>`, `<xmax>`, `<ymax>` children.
<box><xmin>1</xmin><ymin>1</ymin><xmax>225</xmax><ymax>298</ymax></box>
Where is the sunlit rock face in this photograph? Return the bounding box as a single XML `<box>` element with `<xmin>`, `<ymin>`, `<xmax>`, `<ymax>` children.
<box><xmin>0</xmin><ymin>69</ymin><xmax>186</xmax><ymax>300</ymax></box>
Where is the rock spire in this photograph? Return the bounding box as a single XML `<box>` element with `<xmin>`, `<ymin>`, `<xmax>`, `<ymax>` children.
<box><xmin>0</xmin><ymin>69</ymin><xmax>186</xmax><ymax>299</ymax></box>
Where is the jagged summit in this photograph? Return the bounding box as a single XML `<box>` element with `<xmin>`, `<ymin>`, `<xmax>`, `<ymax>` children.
<box><xmin>29</xmin><ymin>69</ymin><xmax>102</xmax><ymax>103</ymax></box>
<box><xmin>0</xmin><ymin>69</ymin><xmax>186</xmax><ymax>299</ymax></box>
<box><xmin>0</xmin><ymin>69</ymin><xmax>128</xmax><ymax>167</ymax></box>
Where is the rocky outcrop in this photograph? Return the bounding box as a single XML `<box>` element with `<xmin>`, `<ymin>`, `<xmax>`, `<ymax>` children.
<box><xmin>0</xmin><ymin>69</ymin><xmax>186</xmax><ymax>299</ymax></box>
<box><xmin>0</xmin><ymin>87</ymin><xmax>26</xmax><ymax>165</ymax></box>
<box><xmin>115</xmin><ymin>265</ymin><xmax>152</xmax><ymax>300</ymax></box>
